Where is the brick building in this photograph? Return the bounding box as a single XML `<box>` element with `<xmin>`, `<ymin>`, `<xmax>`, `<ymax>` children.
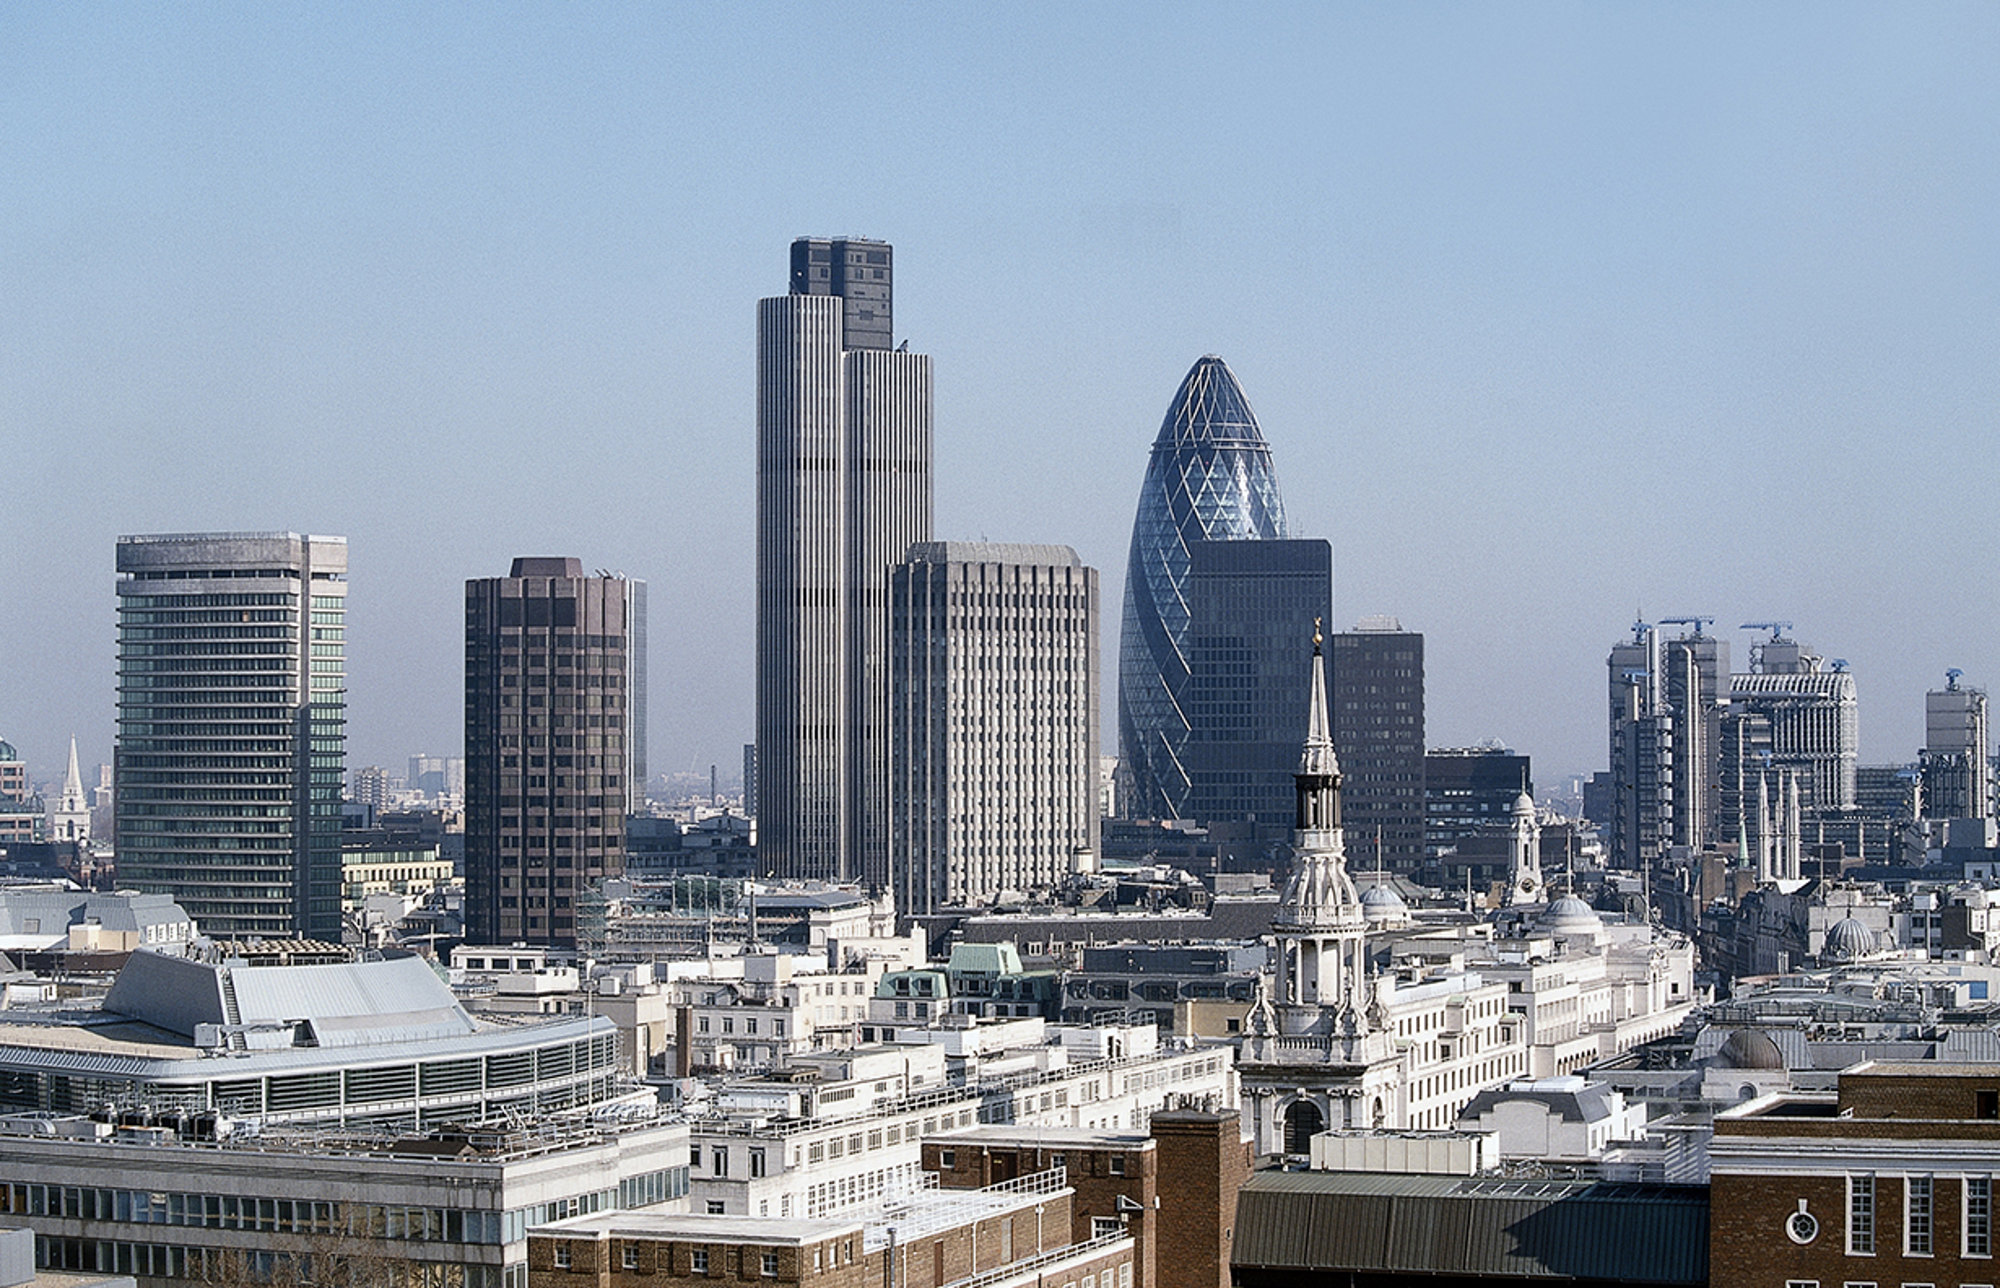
<box><xmin>923</xmin><ymin>1128</ymin><xmax>1155</xmax><ymax>1288</ymax></box>
<box><xmin>529</xmin><ymin>1167</ymin><xmax>1133</xmax><ymax>1288</ymax></box>
<box><xmin>1710</xmin><ymin>1061</ymin><xmax>2000</xmax><ymax>1288</ymax></box>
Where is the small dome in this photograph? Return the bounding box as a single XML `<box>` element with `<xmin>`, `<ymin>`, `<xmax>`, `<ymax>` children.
<box><xmin>1713</xmin><ymin>1027</ymin><xmax>1787</xmax><ymax>1071</ymax></box>
<box><xmin>1541</xmin><ymin>895</ymin><xmax>1602</xmax><ymax>935</ymax></box>
<box><xmin>0</xmin><ymin>738</ymin><xmax>16</xmax><ymax>762</ymax></box>
<box><xmin>1512</xmin><ymin>792</ymin><xmax>1535</xmax><ymax>819</ymax></box>
<box><xmin>1359</xmin><ymin>882</ymin><xmax>1408</xmax><ymax>923</ymax></box>
<box><xmin>1824</xmin><ymin>917</ymin><xmax>1876</xmax><ymax>961</ymax></box>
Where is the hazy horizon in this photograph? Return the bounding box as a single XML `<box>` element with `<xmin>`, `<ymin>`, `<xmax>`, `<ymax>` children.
<box><xmin>4</xmin><ymin>5</ymin><xmax>1996</xmax><ymax>800</ymax></box>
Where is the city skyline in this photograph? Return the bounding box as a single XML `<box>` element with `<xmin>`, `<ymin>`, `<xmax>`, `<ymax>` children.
<box><xmin>4</xmin><ymin>7</ymin><xmax>1996</xmax><ymax>793</ymax></box>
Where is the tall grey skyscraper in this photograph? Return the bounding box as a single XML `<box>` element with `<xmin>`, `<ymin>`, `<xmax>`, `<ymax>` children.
<box><xmin>1329</xmin><ymin>615</ymin><xmax>1426</xmax><ymax>872</ymax></box>
<box><xmin>114</xmin><ymin>532</ymin><xmax>346</xmax><ymax>939</ymax></box>
<box><xmin>1923</xmin><ymin>671</ymin><xmax>1990</xmax><ymax>820</ymax></box>
<box><xmin>888</xmin><ymin>543</ymin><xmax>1099</xmax><ymax>914</ymax></box>
<box><xmin>1727</xmin><ymin>629</ymin><xmax>1858</xmax><ymax>814</ymax></box>
<box><xmin>463</xmin><ymin>558</ymin><xmax>642</xmax><ymax>948</ymax></box>
<box><xmin>1118</xmin><ymin>356</ymin><xmax>1288</xmax><ymax>822</ymax></box>
<box><xmin>757</xmin><ymin>237</ymin><xmax>932</xmax><ymax>886</ymax></box>
<box><xmin>1181</xmin><ymin>538</ymin><xmax>1331</xmax><ymax>851</ymax></box>
<box><xmin>1603</xmin><ymin>620</ymin><xmax>1727</xmax><ymax>868</ymax></box>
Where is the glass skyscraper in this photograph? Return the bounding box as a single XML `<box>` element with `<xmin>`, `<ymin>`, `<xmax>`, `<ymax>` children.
<box><xmin>1118</xmin><ymin>355</ymin><xmax>1288</xmax><ymax>821</ymax></box>
<box><xmin>114</xmin><ymin>532</ymin><xmax>346</xmax><ymax>940</ymax></box>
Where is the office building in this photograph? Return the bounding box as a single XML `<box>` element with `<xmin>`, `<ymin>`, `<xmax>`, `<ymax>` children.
<box><xmin>113</xmin><ymin>532</ymin><xmax>346</xmax><ymax>940</ymax></box>
<box><xmin>1117</xmin><ymin>356</ymin><xmax>1289</xmax><ymax>823</ymax></box>
<box><xmin>888</xmin><ymin>543</ymin><xmax>1098</xmax><ymax>914</ymax></box>
<box><xmin>1604</xmin><ymin>622</ymin><xmax>1673</xmax><ymax>869</ymax></box>
<box><xmin>1725</xmin><ymin>629</ymin><xmax>1858</xmax><ymax>818</ymax></box>
<box><xmin>757</xmin><ymin>236</ymin><xmax>932</xmax><ymax>886</ymax></box>
<box><xmin>464</xmin><ymin>558</ymin><xmax>641</xmax><ymax>948</ymax></box>
<box><xmin>1329</xmin><ymin>616</ymin><xmax>1425</xmax><ymax>872</ymax></box>
<box><xmin>1923</xmin><ymin>670</ymin><xmax>1991</xmax><ymax>820</ymax></box>
<box><xmin>1180</xmin><ymin>539</ymin><xmax>1331</xmax><ymax>851</ymax></box>
<box><xmin>0</xmin><ymin>954</ymin><xmax>679</xmax><ymax>1288</ymax></box>
<box><xmin>1424</xmin><ymin>747</ymin><xmax>1533</xmax><ymax>863</ymax></box>
<box><xmin>1710</xmin><ymin>1063</ymin><xmax>2000</xmax><ymax>1288</ymax></box>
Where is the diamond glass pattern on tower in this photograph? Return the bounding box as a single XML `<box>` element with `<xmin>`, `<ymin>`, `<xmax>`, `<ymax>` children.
<box><xmin>1118</xmin><ymin>356</ymin><xmax>1288</xmax><ymax>821</ymax></box>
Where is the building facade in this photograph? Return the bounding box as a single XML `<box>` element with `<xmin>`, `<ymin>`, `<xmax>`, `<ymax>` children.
<box><xmin>1924</xmin><ymin>672</ymin><xmax>1991</xmax><ymax>820</ymax></box>
<box><xmin>464</xmin><ymin>558</ymin><xmax>640</xmax><ymax>948</ymax></box>
<box><xmin>1117</xmin><ymin>356</ymin><xmax>1288</xmax><ymax>823</ymax></box>
<box><xmin>114</xmin><ymin>531</ymin><xmax>347</xmax><ymax>940</ymax></box>
<box><xmin>1710</xmin><ymin>1063</ymin><xmax>2000</xmax><ymax>1288</ymax></box>
<box><xmin>1180</xmin><ymin>538</ymin><xmax>1331</xmax><ymax>851</ymax></box>
<box><xmin>1328</xmin><ymin>617</ymin><xmax>1425</xmax><ymax>873</ymax></box>
<box><xmin>757</xmin><ymin>237</ymin><xmax>932</xmax><ymax>886</ymax></box>
<box><xmin>889</xmin><ymin>543</ymin><xmax>1099</xmax><ymax>914</ymax></box>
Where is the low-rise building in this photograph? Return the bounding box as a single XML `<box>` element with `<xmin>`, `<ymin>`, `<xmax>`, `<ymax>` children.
<box><xmin>1710</xmin><ymin>1061</ymin><xmax>2000</xmax><ymax>1288</ymax></box>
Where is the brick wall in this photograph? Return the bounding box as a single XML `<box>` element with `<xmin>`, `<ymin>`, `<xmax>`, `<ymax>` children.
<box><xmin>533</xmin><ymin>1195</ymin><xmax>1076</xmax><ymax>1288</ymax></box>
<box><xmin>1148</xmin><ymin>1111</ymin><xmax>1250</xmax><ymax>1288</ymax></box>
<box><xmin>921</xmin><ymin>1138</ymin><xmax>1155</xmax><ymax>1284</ymax></box>
<box><xmin>1713</xmin><ymin>1170</ymin><xmax>1991</xmax><ymax>1288</ymax></box>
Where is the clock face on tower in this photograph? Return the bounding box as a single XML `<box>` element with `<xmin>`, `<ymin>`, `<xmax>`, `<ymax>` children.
<box><xmin>1520</xmin><ymin>879</ymin><xmax>1536</xmax><ymax>894</ymax></box>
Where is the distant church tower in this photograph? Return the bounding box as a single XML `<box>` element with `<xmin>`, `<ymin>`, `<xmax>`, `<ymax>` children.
<box><xmin>49</xmin><ymin>736</ymin><xmax>90</xmax><ymax>844</ymax></box>
<box><xmin>1505</xmin><ymin>790</ymin><xmax>1543</xmax><ymax>905</ymax></box>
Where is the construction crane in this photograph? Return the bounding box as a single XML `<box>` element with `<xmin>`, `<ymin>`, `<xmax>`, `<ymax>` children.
<box><xmin>1739</xmin><ymin>621</ymin><xmax>1793</xmax><ymax>641</ymax></box>
<box><xmin>1658</xmin><ymin>615</ymin><xmax>1715</xmax><ymax>637</ymax></box>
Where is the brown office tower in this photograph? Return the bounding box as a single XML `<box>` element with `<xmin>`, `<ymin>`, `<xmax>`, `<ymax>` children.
<box><xmin>465</xmin><ymin>558</ymin><xmax>643</xmax><ymax>948</ymax></box>
<box><xmin>1149</xmin><ymin>1103</ymin><xmax>1253</xmax><ymax>1288</ymax></box>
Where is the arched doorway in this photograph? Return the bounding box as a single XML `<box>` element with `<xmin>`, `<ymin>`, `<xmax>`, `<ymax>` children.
<box><xmin>1283</xmin><ymin>1099</ymin><xmax>1325</xmax><ymax>1155</ymax></box>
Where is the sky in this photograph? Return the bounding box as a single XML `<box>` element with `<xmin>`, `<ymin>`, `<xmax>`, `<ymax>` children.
<box><xmin>3</xmin><ymin>4</ymin><xmax>1997</xmax><ymax>796</ymax></box>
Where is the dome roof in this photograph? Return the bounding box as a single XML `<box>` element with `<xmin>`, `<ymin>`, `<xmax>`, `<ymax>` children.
<box><xmin>1824</xmin><ymin>917</ymin><xmax>1877</xmax><ymax>961</ymax></box>
<box><xmin>1512</xmin><ymin>792</ymin><xmax>1535</xmax><ymax>818</ymax></box>
<box><xmin>1358</xmin><ymin>882</ymin><xmax>1408</xmax><ymax>923</ymax></box>
<box><xmin>1541</xmin><ymin>895</ymin><xmax>1602</xmax><ymax>935</ymax></box>
<box><xmin>0</xmin><ymin>739</ymin><xmax>15</xmax><ymax>762</ymax></box>
<box><xmin>1713</xmin><ymin>1027</ymin><xmax>1787</xmax><ymax>1071</ymax></box>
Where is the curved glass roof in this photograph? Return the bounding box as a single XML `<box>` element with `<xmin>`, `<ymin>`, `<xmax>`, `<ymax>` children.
<box><xmin>1117</xmin><ymin>356</ymin><xmax>1287</xmax><ymax>820</ymax></box>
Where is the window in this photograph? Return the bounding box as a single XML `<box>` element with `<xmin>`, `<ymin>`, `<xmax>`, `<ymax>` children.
<box><xmin>1970</xmin><ymin>1176</ymin><xmax>1993</xmax><ymax>1257</ymax></box>
<box><xmin>706</xmin><ymin>1202</ymin><xmax>725</xmax><ymax>1215</ymax></box>
<box><xmin>1108</xmin><ymin>1155</ymin><xmax>1126</xmax><ymax>1176</ymax></box>
<box><xmin>1848</xmin><ymin>1175</ymin><xmax>1875</xmax><ymax>1255</ymax></box>
<box><xmin>552</xmin><ymin>1245</ymin><xmax>571</xmax><ymax>1269</ymax></box>
<box><xmin>692</xmin><ymin>1248</ymin><xmax>710</xmax><ymax>1272</ymax></box>
<box><xmin>622</xmin><ymin>1246</ymin><xmax>639</xmax><ymax>1270</ymax></box>
<box><xmin>1906</xmin><ymin>1176</ymin><xmax>1933</xmax><ymax>1255</ymax></box>
<box><xmin>940</xmin><ymin>1149</ymin><xmax>956</xmax><ymax>1168</ymax></box>
<box><xmin>762</xmin><ymin>1252</ymin><xmax>779</xmax><ymax>1277</ymax></box>
<box><xmin>1092</xmin><ymin>1217</ymin><xmax>1122</xmax><ymax>1240</ymax></box>
<box><xmin>750</xmin><ymin>1149</ymin><xmax>766</xmax><ymax>1178</ymax></box>
<box><xmin>712</xmin><ymin>1148</ymin><xmax>729</xmax><ymax>1177</ymax></box>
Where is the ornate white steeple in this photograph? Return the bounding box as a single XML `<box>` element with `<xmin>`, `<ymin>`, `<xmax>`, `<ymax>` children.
<box><xmin>1269</xmin><ymin>625</ymin><xmax>1374</xmax><ymax>1036</ymax></box>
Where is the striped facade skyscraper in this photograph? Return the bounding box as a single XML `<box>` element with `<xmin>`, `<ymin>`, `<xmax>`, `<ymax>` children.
<box><xmin>888</xmin><ymin>543</ymin><xmax>1100</xmax><ymax>915</ymax></box>
<box><xmin>1118</xmin><ymin>356</ymin><xmax>1289</xmax><ymax>822</ymax></box>
<box><xmin>757</xmin><ymin>237</ymin><xmax>932</xmax><ymax>886</ymax></box>
<box><xmin>114</xmin><ymin>532</ymin><xmax>347</xmax><ymax>940</ymax></box>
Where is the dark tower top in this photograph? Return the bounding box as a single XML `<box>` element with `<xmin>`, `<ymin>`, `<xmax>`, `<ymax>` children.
<box><xmin>789</xmin><ymin>237</ymin><xmax>893</xmax><ymax>350</ymax></box>
<box><xmin>1295</xmin><ymin>629</ymin><xmax>1343</xmax><ymax>835</ymax></box>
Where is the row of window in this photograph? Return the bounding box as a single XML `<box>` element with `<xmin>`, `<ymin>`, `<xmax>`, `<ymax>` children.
<box><xmin>1845</xmin><ymin>1173</ymin><xmax>1989</xmax><ymax>1257</ymax></box>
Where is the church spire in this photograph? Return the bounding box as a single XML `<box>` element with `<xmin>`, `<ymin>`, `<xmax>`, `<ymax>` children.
<box><xmin>1294</xmin><ymin>620</ymin><xmax>1341</xmax><ymax>834</ymax></box>
<box><xmin>61</xmin><ymin>737</ymin><xmax>85</xmax><ymax>811</ymax></box>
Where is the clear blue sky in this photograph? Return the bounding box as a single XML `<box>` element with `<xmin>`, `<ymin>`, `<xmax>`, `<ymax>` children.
<box><xmin>4</xmin><ymin>4</ymin><xmax>1996</xmax><ymax>793</ymax></box>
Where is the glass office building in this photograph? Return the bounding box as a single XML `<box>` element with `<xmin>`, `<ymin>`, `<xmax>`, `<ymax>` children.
<box><xmin>114</xmin><ymin>532</ymin><xmax>346</xmax><ymax>940</ymax></box>
<box><xmin>1117</xmin><ymin>356</ymin><xmax>1288</xmax><ymax>821</ymax></box>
